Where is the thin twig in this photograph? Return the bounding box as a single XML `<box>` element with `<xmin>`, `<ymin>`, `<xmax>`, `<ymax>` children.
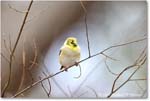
<box><xmin>107</xmin><ymin>49</ymin><xmax>146</xmax><ymax>98</ymax></box>
<box><xmin>107</xmin><ymin>51</ymin><xmax>147</xmax><ymax>98</ymax></box>
<box><xmin>77</xmin><ymin>91</ymin><xmax>88</xmax><ymax>98</ymax></box>
<box><xmin>28</xmin><ymin>69</ymin><xmax>35</xmax><ymax>84</ymax></box>
<box><xmin>38</xmin><ymin>52</ymin><xmax>70</xmax><ymax>97</ymax></box>
<box><xmin>80</xmin><ymin>1</ymin><xmax>91</xmax><ymax>57</ymax></box>
<box><xmin>8</xmin><ymin>33</ymin><xmax>12</xmax><ymax>52</ymax></box>
<box><xmin>42</xmin><ymin>71</ymin><xmax>51</xmax><ymax>97</ymax></box>
<box><xmin>141</xmin><ymin>89</ymin><xmax>147</xmax><ymax>98</ymax></box>
<box><xmin>3</xmin><ymin>38</ymin><xmax>11</xmax><ymax>55</ymax></box>
<box><xmin>2</xmin><ymin>37</ymin><xmax>16</xmax><ymax>60</ymax></box>
<box><xmin>2</xmin><ymin>0</ymin><xmax>33</xmax><ymax>97</ymax></box>
<box><xmin>104</xmin><ymin>58</ymin><xmax>118</xmax><ymax>76</ymax></box>
<box><xmin>74</xmin><ymin>64</ymin><xmax>82</xmax><ymax>79</ymax></box>
<box><xmin>72</xmin><ymin>60</ymin><xmax>103</xmax><ymax>96</ymax></box>
<box><xmin>135</xmin><ymin>81</ymin><xmax>144</xmax><ymax>91</ymax></box>
<box><xmin>12</xmin><ymin>38</ymin><xmax>146</xmax><ymax>97</ymax></box>
<box><xmin>1</xmin><ymin>53</ymin><xmax>10</xmax><ymax>63</ymax></box>
<box><xmin>87</xmin><ymin>86</ymin><xmax>98</xmax><ymax>98</ymax></box>
<box><xmin>135</xmin><ymin>47</ymin><xmax>147</xmax><ymax>64</ymax></box>
<box><xmin>8</xmin><ymin>3</ymin><xmax>27</xmax><ymax>13</ymax></box>
<box><xmin>17</xmin><ymin>41</ymin><xmax>26</xmax><ymax>92</ymax></box>
<box><xmin>30</xmin><ymin>58</ymin><xmax>69</xmax><ymax>97</ymax></box>
<box><xmin>39</xmin><ymin>76</ymin><xmax>49</xmax><ymax>97</ymax></box>
<box><xmin>80</xmin><ymin>1</ymin><xmax>87</xmax><ymax>13</ymax></box>
<box><xmin>2</xmin><ymin>36</ymin><xmax>17</xmax><ymax>65</ymax></box>
<box><xmin>129</xmin><ymin>78</ymin><xmax>146</xmax><ymax>81</ymax></box>
<box><xmin>29</xmin><ymin>39</ymin><xmax>38</xmax><ymax>70</ymax></box>
<box><xmin>101</xmin><ymin>53</ymin><xmax>118</xmax><ymax>61</ymax></box>
<box><xmin>25</xmin><ymin>5</ymin><xmax>50</xmax><ymax>23</ymax></box>
<box><xmin>101</xmin><ymin>38</ymin><xmax>146</xmax><ymax>53</ymax></box>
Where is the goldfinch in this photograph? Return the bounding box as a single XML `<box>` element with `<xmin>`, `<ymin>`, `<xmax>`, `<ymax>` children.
<box><xmin>59</xmin><ymin>37</ymin><xmax>81</xmax><ymax>71</ymax></box>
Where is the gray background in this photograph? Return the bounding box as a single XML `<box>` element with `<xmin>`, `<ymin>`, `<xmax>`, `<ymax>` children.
<box><xmin>1</xmin><ymin>1</ymin><xmax>147</xmax><ymax>98</ymax></box>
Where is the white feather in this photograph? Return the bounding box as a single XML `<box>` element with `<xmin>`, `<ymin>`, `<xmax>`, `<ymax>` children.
<box><xmin>59</xmin><ymin>45</ymin><xmax>80</xmax><ymax>68</ymax></box>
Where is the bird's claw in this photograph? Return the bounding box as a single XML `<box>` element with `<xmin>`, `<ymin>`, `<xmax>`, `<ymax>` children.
<box><xmin>75</xmin><ymin>62</ymin><xmax>79</xmax><ymax>66</ymax></box>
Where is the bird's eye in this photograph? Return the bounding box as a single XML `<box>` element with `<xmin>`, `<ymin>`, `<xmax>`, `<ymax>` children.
<box><xmin>71</xmin><ymin>40</ymin><xmax>74</xmax><ymax>44</ymax></box>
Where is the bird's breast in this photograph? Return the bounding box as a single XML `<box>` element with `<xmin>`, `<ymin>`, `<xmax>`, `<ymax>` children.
<box><xmin>59</xmin><ymin>46</ymin><xmax>80</xmax><ymax>67</ymax></box>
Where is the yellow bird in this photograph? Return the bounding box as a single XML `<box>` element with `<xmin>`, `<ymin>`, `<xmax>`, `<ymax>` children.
<box><xmin>59</xmin><ymin>37</ymin><xmax>81</xmax><ymax>71</ymax></box>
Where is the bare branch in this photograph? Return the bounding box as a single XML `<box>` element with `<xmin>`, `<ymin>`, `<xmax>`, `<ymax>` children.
<box><xmin>42</xmin><ymin>71</ymin><xmax>51</xmax><ymax>97</ymax></box>
<box><xmin>135</xmin><ymin>81</ymin><xmax>144</xmax><ymax>91</ymax></box>
<box><xmin>25</xmin><ymin>6</ymin><xmax>50</xmax><ymax>23</ymax></box>
<box><xmin>8</xmin><ymin>33</ymin><xmax>12</xmax><ymax>52</ymax></box>
<box><xmin>8</xmin><ymin>3</ymin><xmax>27</xmax><ymax>13</ymax></box>
<box><xmin>74</xmin><ymin>64</ymin><xmax>82</xmax><ymax>79</ymax></box>
<box><xmin>3</xmin><ymin>38</ymin><xmax>11</xmax><ymax>55</ymax></box>
<box><xmin>77</xmin><ymin>91</ymin><xmax>88</xmax><ymax>98</ymax></box>
<box><xmin>107</xmin><ymin>49</ymin><xmax>147</xmax><ymax>98</ymax></box>
<box><xmin>1</xmin><ymin>53</ymin><xmax>10</xmax><ymax>63</ymax></box>
<box><xmin>17</xmin><ymin>41</ymin><xmax>26</xmax><ymax>92</ymax></box>
<box><xmin>87</xmin><ymin>86</ymin><xmax>98</xmax><ymax>98</ymax></box>
<box><xmin>28</xmin><ymin>69</ymin><xmax>35</xmax><ymax>84</ymax></box>
<box><xmin>101</xmin><ymin>38</ymin><xmax>146</xmax><ymax>53</ymax></box>
<box><xmin>80</xmin><ymin>1</ymin><xmax>87</xmax><ymax>13</ymax></box>
<box><xmin>104</xmin><ymin>58</ymin><xmax>118</xmax><ymax>76</ymax></box>
<box><xmin>29</xmin><ymin>40</ymin><xmax>38</xmax><ymax>70</ymax></box>
<box><xmin>39</xmin><ymin>76</ymin><xmax>49</xmax><ymax>97</ymax></box>
<box><xmin>141</xmin><ymin>89</ymin><xmax>147</xmax><ymax>98</ymax></box>
<box><xmin>39</xmin><ymin>53</ymin><xmax>69</xmax><ymax>97</ymax></box>
<box><xmin>101</xmin><ymin>53</ymin><xmax>118</xmax><ymax>61</ymax></box>
<box><xmin>12</xmin><ymin>37</ymin><xmax>146</xmax><ymax>98</ymax></box>
<box><xmin>2</xmin><ymin>0</ymin><xmax>33</xmax><ymax>97</ymax></box>
<box><xmin>80</xmin><ymin>1</ymin><xmax>91</xmax><ymax>57</ymax></box>
<box><xmin>129</xmin><ymin>78</ymin><xmax>146</xmax><ymax>81</ymax></box>
<box><xmin>30</xmin><ymin>58</ymin><xmax>69</xmax><ymax>97</ymax></box>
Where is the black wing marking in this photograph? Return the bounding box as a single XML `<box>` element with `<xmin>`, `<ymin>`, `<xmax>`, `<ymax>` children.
<box><xmin>59</xmin><ymin>50</ymin><xmax>62</xmax><ymax>56</ymax></box>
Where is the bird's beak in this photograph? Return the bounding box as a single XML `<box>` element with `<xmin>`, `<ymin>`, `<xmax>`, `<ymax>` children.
<box><xmin>73</xmin><ymin>43</ymin><xmax>77</xmax><ymax>47</ymax></box>
<box><xmin>71</xmin><ymin>41</ymin><xmax>77</xmax><ymax>47</ymax></box>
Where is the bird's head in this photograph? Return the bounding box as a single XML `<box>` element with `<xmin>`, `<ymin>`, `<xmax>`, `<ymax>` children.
<box><xmin>64</xmin><ymin>37</ymin><xmax>78</xmax><ymax>49</ymax></box>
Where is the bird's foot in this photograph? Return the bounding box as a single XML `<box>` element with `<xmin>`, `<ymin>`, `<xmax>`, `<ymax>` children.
<box><xmin>75</xmin><ymin>62</ymin><xmax>79</xmax><ymax>66</ymax></box>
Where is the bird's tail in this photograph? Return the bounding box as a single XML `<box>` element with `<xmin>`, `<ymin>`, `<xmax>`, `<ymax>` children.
<box><xmin>60</xmin><ymin>66</ymin><xmax>64</xmax><ymax>70</ymax></box>
<box><xmin>60</xmin><ymin>66</ymin><xmax>68</xmax><ymax>71</ymax></box>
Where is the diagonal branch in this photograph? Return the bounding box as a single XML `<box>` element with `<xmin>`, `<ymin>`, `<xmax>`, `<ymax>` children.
<box><xmin>101</xmin><ymin>38</ymin><xmax>146</xmax><ymax>53</ymax></box>
<box><xmin>107</xmin><ymin>48</ymin><xmax>147</xmax><ymax>98</ymax></box>
<box><xmin>12</xmin><ymin>37</ymin><xmax>146</xmax><ymax>98</ymax></box>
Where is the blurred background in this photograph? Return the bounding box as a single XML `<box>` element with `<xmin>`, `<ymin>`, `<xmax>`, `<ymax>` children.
<box><xmin>1</xmin><ymin>1</ymin><xmax>147</xmax><ymax>98</ymax></box>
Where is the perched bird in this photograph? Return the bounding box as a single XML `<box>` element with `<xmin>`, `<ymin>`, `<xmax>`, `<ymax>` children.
<box><xmin>59</xmin><ymin>37</ymin><xmax>81</xmax><ymax>71</ymax></box>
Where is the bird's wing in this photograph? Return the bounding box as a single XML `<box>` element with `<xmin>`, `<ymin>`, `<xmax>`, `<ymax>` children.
<box><xmin>59</xmin><ymin>50</ymin><xmax>62</xmax><ymax>56</ymax></box>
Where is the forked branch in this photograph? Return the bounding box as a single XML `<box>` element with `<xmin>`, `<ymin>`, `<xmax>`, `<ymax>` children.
<box><xmin>107</xmin><ymin>47</ymin><xmax>147</xmax><ymax>98</ymax></box>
